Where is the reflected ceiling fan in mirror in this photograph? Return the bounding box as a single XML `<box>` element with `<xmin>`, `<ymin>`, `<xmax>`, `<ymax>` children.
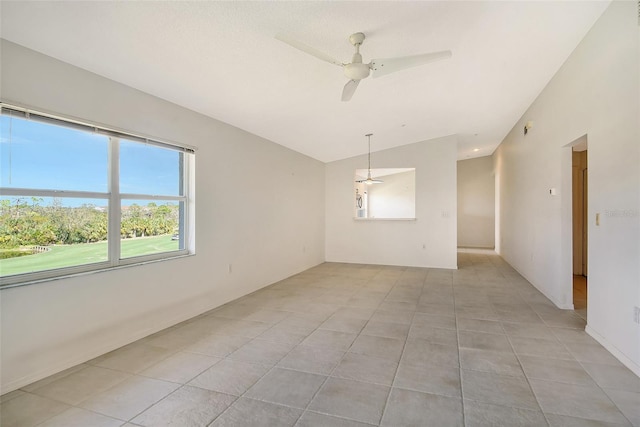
<box><xmin>356</xmin><ymin>133</ymin><xmax>383</xmax><ymax>185</ymax></box>
<box><xmin>275</xmin><ymin>32</ymin><xmax>452</xmax><ymax>101</ymax></box>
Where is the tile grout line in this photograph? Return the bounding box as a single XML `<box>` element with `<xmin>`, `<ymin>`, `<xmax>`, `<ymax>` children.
<box><xmin>453</xmin><ymin>264</ymin><xmax>469</xmax><ymax>427</ymax></box>
<box><xmin>25</xmin><ymin>363</ymin><xmax>187</xmax><ymax>426</ymax></box>
<box><xmin>284</xmin><ymin>277</ymin><xmax>365</xmax><ymax>426</ymax></box>
<box><xmin>136</xmin><ymin>278</ymin><xmax>340</xmax><ymax>427</ymax></box>
<box><xmin>546</xmin><ymin>322</ymin><xmax>637</xmax><ymax>426</ymax></box>
<box><xmin>8</xmin><ymin>258</ymin><xmax>637</xmax><ymax>427</ymax></box>
<box><xmin>501</xmin><ymin>323</ymin><xmax>552</xmax><ymax>426</ymax></box>
<box><xmin>208</xmin><ymin>266</ymin><xmax>387</xmax><ymax>426</ymax></box>
<box><xmin>205</xmin><ymin>283</ymin><xmax>342</xmax><ymax>427</ymax></box>
<box><xmin>123</xmin><ymin>314</ymin><xmax>289</xmax><ymax>426</ymax></box>
<box><xmin>28</xmin><ymin>399</ymin><xmax>126</xmax><ymax>427</ymax></box>
<box><xmin>296</xmin><ymin>267</ymin><xmax>402</xmax><ymax>426</ymax></box>
<box><xmin>506</xmin><ymin>258</ymin><xmax>591</xmax><ymax>426</ymax></box>
<box><xmin>377</xmin><ymin>272</ymin><xmax>421</xmax><ymax>426</ymax></box>
<box><xmin>459</xmin><ymin>251</ymin><xmax>547</xmax><ymax>422</ymax></box>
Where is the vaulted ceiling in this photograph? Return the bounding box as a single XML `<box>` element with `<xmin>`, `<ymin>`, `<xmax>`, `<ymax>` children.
<box><xmin>1</xmin><ymin>1</ymin><xmax>609</xmax><ymax>162</ymax></box>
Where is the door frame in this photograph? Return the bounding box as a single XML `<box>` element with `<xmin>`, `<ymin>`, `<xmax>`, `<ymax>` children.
<box><xmin>561</xmin><ymin>134</ymin><xmax>588</xmax><ymax>310</ymax></box>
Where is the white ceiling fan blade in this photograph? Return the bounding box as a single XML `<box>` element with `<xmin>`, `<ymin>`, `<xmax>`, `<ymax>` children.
<box><xmin>370</xmin><ymin>50</ymin><xmax>452</xmax><ymax>78</ymax></box>
<box><xmin>275</xmin><ymin>33</ymin><xmax>343</xmax><ymax>67</ymax></box>
<box><xmin>341</xmin><ymin>79</ymin><xmax>360</xmax><ymax>102</ymax></box>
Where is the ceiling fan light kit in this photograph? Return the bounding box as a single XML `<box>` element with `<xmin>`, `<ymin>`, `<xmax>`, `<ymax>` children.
<box><xmin>276</xmin><ymin>32</ymin><xmax>452</xmax><ymax>102</ymax></box>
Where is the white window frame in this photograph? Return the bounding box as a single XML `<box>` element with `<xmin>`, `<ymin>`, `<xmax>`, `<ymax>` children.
<box><xmin>0</xmin><ymin>104</ymin><xmax>195</xmax><ymax>287</ymax></box>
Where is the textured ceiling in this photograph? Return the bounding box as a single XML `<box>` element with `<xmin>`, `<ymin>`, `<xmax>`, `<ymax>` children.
<box><xmin>1</xmin><ymin>1</ymin><xmax>609</xmax><ymax>162</ymax></box>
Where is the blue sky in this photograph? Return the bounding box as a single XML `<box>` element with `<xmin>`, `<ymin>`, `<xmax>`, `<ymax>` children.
<box><xmin>1</xmin><ymin>115</ymin><xmax>180</xmax><ymax>207</ymax></box>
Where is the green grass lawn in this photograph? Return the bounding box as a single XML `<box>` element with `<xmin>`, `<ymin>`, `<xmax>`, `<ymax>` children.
<box><xmin>0</xmin><ymin>235</ymin><xmax>178</xmax><ymax>277</ymax></box>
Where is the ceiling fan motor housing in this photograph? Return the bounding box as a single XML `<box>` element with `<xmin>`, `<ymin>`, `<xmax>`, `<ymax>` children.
<box><xmin>344</xmin><ymin>61</ymin><xmax>371</xmax><ymax>80</ymax></box>
<box><xmin>344</xmin><ymin>33</ymin><xmax>370</xmax><ymax>80</ymax></box>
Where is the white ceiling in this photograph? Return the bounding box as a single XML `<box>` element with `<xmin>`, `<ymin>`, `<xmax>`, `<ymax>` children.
<box><xmin>1</xmin><ymin>1</ymin><xmax>608</xmax><ymax>163</ymax></box>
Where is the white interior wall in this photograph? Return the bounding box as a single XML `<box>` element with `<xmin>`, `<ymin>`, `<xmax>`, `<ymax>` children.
<box><xmin>326</xmin><ymin>136</ymin><xmax>457</xmax><ymax>269</ymax></box>
<box><xmin>493</xmin><ymin>1</ymin><xmax>640</xmax><ymax>375</ymax></box>
<box><xmin>367</xmin><ymin>170</ymin><xmax>416</xmax><ymax>219</ymax></box>
<box><xmin>457</xmin><ymin>156</ymin><xmax>495</xmax><ymax>248</ymax></box>
<box><xmin>0</xmin><ymin>40</ymin><xmax>326</xmax><ymax>393</ymax></box>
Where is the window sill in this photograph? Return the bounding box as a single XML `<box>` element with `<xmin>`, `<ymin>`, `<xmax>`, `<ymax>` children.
<box><xmin>0</xmin><ymin>252</ymin><xmax>194</xmax><ymax>290</ymax></box>
<box><xmin>353</xmin><ymin>217</ymin><xmax>417</xmax><ymax>221</ymax></box>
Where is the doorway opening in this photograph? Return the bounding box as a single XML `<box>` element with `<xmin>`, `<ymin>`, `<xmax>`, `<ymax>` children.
<box><xmin>572</xmin><ymin>140</ymin><xmax>588</xmax><ymax>318</ymax></box>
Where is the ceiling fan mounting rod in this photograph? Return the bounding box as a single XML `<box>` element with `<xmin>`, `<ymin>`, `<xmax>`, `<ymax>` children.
<box><xmin>366</xmin><ymin>133</ymin><xmax>373</xmax><ymax>173</ymax></box>
<box><xmin>350</xmin><ymin>33</ymin><xmax>365</xmax><ymax>65</ymax></box>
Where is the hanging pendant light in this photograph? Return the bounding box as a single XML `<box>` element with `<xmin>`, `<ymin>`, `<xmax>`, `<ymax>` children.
<box><xmin>356</xmin><ymin>133</ymin><xmax>383</xmax><ymax>185</ymax></box>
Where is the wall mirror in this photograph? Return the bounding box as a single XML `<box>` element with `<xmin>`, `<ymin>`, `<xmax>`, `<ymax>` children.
<box><xmin>354</xmin><ymin>168</ymin><xmax>416</xmax><ymax>219</ymax></box>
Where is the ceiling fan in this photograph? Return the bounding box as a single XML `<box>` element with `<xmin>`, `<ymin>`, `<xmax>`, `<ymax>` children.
<box><xmin>275</xmin><ymin>32</ymin><xmax>452</xmax><ymax>102</ymax></box>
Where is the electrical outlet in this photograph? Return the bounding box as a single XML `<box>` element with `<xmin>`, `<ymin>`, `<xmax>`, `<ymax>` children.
<box><xmin>634</xmin><ymin>306</ymin><xmax>640</xmax><ymax>324</ymax></box>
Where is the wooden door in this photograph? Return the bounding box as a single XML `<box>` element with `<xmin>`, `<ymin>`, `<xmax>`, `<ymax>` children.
<box><xmin>572</xmin><ymin>150</ymin><xmax>588</xmax><ymax>275</ymax></box>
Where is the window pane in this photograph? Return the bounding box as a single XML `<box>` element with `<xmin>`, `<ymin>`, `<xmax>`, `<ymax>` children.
<box><xmin>0</xmin><ymin>114</ymin><xmax>108</xmax><ymax>192</ymax></box>
<box><xmin>120</xmin><ymin>140</ymin><xmax>183</xmax><ymax>196</ymax></box>
<box><xmin>120</xmin><ymin>200</ymin><xmax>183</xmax><ymax>259</ymax></box>
<box><xmin>0</xmin><ymin>196</ymin><xmax>108</xmax><ymax>277</ymax></box>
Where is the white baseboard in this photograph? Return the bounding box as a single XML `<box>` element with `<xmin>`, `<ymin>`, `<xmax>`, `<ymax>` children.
<box><xmin>586</xmin><ymin>325</ymin><xmax>640</xmax><ymax>377</ymax></box>
<box><xmin>1</xmin><ymin>261</ymin><xmax>324</xmax><ymax>395</ymax></box>
<box><xmin>557</xmin><ymin>302</ymin><xmax>575</xmax><ymax>310</ymax></box>
<box><xmin>497</xmin><ymin>253</ymin><xmax>579</xmax><ymax>310</ymax></box>
<box><xmin>0</xmin><ymin>302</ymin><xmax>215</xmax><ymax>395</ymax></box>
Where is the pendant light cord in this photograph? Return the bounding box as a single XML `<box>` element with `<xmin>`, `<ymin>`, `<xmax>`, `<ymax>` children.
<box><xmin>366</xmin><ymin>133</ymin><xmax>373</xmax><ymax>176</ymax></box>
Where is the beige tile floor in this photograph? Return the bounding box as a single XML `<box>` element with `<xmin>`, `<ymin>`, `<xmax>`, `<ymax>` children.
<box><xmin>2</xmin><ymin>252</ymin><xmax>639</xmax><ymax>427</ymax></box>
